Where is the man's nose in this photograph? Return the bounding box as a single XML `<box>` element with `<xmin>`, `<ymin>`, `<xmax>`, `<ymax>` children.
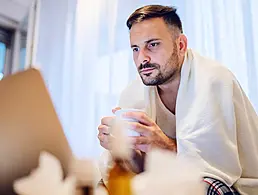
<box><xmin>138</xmin><ymin>49</ymin><xmax>150</xmax><ymax>65</ymax></box>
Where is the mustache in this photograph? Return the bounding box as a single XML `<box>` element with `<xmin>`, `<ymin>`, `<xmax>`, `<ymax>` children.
<box><xmin>138</xmin><ymin>63</ymin><xmax>159</xmax><ymax>72</ymax></box>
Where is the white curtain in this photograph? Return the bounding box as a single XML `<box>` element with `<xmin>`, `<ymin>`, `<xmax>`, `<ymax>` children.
<box><xmin>35</xmin><ymin>0</ymin><xmax>258</xmax><ymax>159</ymax></box>
<box><xmin>182</xmin><ymin>0</ymin><xmax>258</xmax><ymax>111</ymax></box>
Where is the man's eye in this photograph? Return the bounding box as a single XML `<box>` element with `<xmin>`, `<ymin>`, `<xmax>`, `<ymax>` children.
<box><xmin>149</xmin><ymin>42</ymin><xmax>159</xmax><ymax>47</ymax></box>
<box><xmin>133</xmin><ymin>47</ymin><xmax>139</xmax><ymax>52</ymax></box>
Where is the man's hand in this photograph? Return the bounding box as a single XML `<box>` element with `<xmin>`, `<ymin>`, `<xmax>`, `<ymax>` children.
<box><xmin>124</xmin><ymin>111</ymin><xmax>177</xmax><ymax>153</ymax></box>
<box><xmin>97</xmin><ymin>107</ymin><xmax>121</xmax><ymax>149</ymax></box>
<box><xmin>98</xmin><ymin>107</ymin><xmax>145</xmax><ymax>173</ymax></box>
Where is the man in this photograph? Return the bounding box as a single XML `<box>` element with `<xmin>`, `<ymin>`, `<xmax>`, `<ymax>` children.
<box><xmin>98</xmin><ymin>5</ymin><xmax>258</xmax><ymax>195</ymax></box>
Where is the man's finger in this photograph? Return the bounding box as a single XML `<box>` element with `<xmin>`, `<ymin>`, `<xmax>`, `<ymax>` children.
<box><xmin>112</xmin><ymin>107</ymin><xmax>121</xmax><ymax>114</ymax></box>
<box><xmin>130</xmin><ymin>136</ymin><xmax>150</xmax><ymax>153</ymax></box>
<box><xmin>123</xmin><ymin>111</ymin><xmax>154</xmax><ymax>126</ymax></box>
<box><xmin>99</xmin><ymin>139</ymin><xmax>109</xmax><ymax>150</ymax></box>
<box><xmin>98</xmin><ymin>131</ymin><xmax>110</xmax><ymax>150</ymax></box>
<box><xmin>98</xmin><ymin>132</ymin><xmax>105</xmax><ymax>142</ymax></box>
<box><xmin>98</xmin><ymin>125</ymin><xmax>110</xmax><ymax>135</ymax></box>
<box><xmin>127</xmin><ymin>122</ymin><xmax>151</xmax><ymax>136</ymax></box>
<box><xmin>135</xmin><ymin>144</ymin><xmax>149</xmax><ymax>153</ymax></box>
<box><xmin>101</xmin><ymin>116</ymin><xmax>114</xmax><ymax>126</ymax></box>
<box><xmin>98</xmin><ymin>132</ymin><xmax>109</xmax><ymax>146</ymax></box>
<box><xmin>131</xmin><ymin>136</ymin><xmax>150</xmax><ymax>145</ymax></box>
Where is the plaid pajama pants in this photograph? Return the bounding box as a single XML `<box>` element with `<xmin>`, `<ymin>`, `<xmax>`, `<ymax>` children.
<box><xmin>98</xmin><ymin>177</ymin><xmax>240</xmax><ymax>194</ymax></box>
<box><xmin>204</xmin><ymin>177</ymin><xmax>240</xmax><ymax>195</ymax></box>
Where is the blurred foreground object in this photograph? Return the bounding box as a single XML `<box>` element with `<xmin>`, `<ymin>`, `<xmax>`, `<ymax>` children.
<box><xmin>14</xmin><ymin>151</ymin><xmax>104</xmax><ymax>195</ymax></box>
<box><xmin>13</xmin><ymin>151</ymin><xmax>76</xmax><ymax>195</ymax></box>
<box><xmin>132</xmin><ymin>149</ymin><xmax>205</xmax><ymax>195</ymax></box>
<box><xmin>0</xmin><ymin>68</ymin><xmax>73</xmax><ymax>195</ymax></box>
<box><xmin>70</xmin><ymin>158</ymin><xmax>99</xmax><ymax>195</ymax></box>
<box><xmin>107</xmin><ymin>118</ymin><xmax>136</xmax><ymax>195</ymax></box>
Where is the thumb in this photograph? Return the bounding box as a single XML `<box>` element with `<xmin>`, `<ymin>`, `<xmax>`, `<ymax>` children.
<box><xmin>112</xmin><ymin>107</ymin><xmax>121</xmax><ymax>114</ymax></box>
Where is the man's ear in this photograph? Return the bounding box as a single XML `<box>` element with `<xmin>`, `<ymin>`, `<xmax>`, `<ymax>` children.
<box><xmin>178</xmin><ymin>34</ymin><xmax>188</xmax><ymax>55</ymax></box>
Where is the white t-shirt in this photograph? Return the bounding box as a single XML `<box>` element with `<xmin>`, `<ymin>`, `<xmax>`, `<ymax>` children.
<box><xmin>154</xmin><ymin>87</ymin><xmax>176</xmax><ymax>139</ymax></box>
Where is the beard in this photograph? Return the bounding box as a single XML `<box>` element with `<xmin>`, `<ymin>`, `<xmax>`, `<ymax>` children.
<box><xmin>138</xmin><ymin>45</ymin><xmax>180</xmax><ymax>86</ymax></box>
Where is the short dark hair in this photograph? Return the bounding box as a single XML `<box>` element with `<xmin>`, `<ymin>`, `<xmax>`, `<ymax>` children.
<box><xmin>126</xmin><ymin>5</ymin><xmax>183</xmax><ymax>33</ymax></box>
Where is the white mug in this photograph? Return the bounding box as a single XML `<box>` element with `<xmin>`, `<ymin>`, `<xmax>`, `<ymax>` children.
<box><xmin>114</xmin><ymin>108</ymin><xmax>145</xmax><ymax>136</ymax></box>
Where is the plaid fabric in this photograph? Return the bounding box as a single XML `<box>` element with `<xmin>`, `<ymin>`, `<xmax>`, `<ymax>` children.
<box><xmin>204</xmin><ymin>177</ymin><xmax>240</xmax><ymax>195</ymax></box>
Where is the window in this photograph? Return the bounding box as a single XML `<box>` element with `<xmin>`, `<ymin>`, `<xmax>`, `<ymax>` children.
<box><xmin>0</xmin><ymin>27</ymin><xmax>13</xmax><ymax>77</ymax></box>
<box><xmin>19</xmin><ymin>31</ymin><xmax>27</xmax><ymax>70</ymax></box>
<box><xmin>0</xmin><ymin>42</ymin><xmax>6</xmax><ymax>80</ymax></box>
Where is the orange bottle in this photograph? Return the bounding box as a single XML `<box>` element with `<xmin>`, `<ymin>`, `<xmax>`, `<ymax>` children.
<box><xmin>107</xmin><ymin>118</ymin><xmax>135</xmax><ymax>195</ymax></box>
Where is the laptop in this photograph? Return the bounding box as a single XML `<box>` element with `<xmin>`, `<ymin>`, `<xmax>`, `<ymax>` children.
<box><xmin>0</xmin><ymin>68</ymin><xmax>73</xmax><ymax>195</ymax></box>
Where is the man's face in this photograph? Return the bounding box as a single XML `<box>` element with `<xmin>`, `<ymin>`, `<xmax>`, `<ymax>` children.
<box><xmin>130</xmin><ymin>18</ymin><xmax>180</xmax><ymax>86</ymax></box>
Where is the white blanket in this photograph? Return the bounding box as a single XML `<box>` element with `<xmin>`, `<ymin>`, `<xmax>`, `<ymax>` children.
<box><xmin>118</xmin><ymin>49</ymin><xmax>258</xmax><ymax>195</ymax></box>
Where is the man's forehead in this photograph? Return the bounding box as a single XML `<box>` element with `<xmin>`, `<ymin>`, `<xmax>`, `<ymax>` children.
<box><xmin>129</xmin><ymin>18</ymin><xmax>171</xmax><ymax>45</ymax></box>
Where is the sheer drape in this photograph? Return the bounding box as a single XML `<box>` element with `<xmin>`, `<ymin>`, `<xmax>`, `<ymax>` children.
<box><xmin>35</xmin><ymin>0</ymin><xmax>258</xmax><ymax>158</ymax></box>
